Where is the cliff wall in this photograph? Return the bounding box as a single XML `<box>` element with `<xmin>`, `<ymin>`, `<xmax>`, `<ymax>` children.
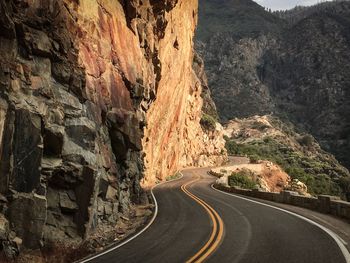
<box><xmin>0</xmin><ymin>0</ymin><xmax>225</xmax><ymax>252</ymax></box>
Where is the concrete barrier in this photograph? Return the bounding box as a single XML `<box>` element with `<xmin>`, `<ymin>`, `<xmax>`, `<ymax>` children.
<box><xmin>214</xmin><ymin>184</ymin><xmax>350</xmax><ymax>221</ymax></box>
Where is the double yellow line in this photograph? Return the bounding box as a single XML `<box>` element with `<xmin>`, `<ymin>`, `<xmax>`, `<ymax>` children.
<box><xmin>181</xmin><ymin>177</ymin><xmax>224</xmax><ymax>263</ymax></box>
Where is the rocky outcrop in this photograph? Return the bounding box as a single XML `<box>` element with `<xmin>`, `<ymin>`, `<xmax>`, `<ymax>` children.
<box><xmin>212</xmin><ymin>160</ymin><xmax>291</xmax><ymax>193</ymax></box>
<box><xmin>0</xmin><ymin>0</ymin><xmax>225</xmax><ymax>254</ymax></box>
<box><xmin>193</xmin><ymin>52</ymin><xmax>219</xmax><ymax>120</ymax></box>
<box><xmin>224</xmin><ymin>115</ymin><xmax>350</xmax><ymax>198</ymax></box>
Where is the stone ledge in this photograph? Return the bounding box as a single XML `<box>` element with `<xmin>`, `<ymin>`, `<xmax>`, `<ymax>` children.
<box><xmin>214</xmin><ymin>184</ymin><xmax>350</xmax><ymax>221</ymax></box>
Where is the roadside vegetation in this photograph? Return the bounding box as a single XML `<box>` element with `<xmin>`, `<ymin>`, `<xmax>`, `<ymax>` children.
<box><xmin>166</xmin><ymin>172</ymin><xmax>182</xmax><ymax>181</ymax></box>
<box><xmin>228</xmin><ymin>169</ymin><xmax>257</xmax><ymax>190</ymax></box>
<box><xmin>225</xmin><ymin>137</ymin><xmax>347</xmax><ymax>197</ymax></box>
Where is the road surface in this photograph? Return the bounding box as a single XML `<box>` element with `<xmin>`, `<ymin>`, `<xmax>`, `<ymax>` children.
<box><xmin>84</xmin><ymin>168</ymin><xmax>347</xmax><ymax>263</ymax></box>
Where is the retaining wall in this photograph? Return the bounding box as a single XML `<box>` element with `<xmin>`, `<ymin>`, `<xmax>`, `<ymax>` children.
<box><xmin>215</xmin><ymin>185</ymin><xmax>350</xmax><ymax>221</ymax></box>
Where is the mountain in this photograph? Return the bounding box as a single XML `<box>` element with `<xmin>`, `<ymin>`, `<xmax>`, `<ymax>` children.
<box><xmin>196</xmin><ymin>0</ymin><xmax>285</xmax><ymax>121</ymax></box>
<box><xmin>261</xmin><ymin>1</ymin><xmax>350</xmax><ymax>171</ymax></box>
<box><xmin>197</xmin><ymin>0</ymin><xmax>285</xmax><ymax>41</ymax></box>
<box><xmin>197</xmin><ymin>0</ymin><xmax>350</xmax><ymax>198</ymax></box>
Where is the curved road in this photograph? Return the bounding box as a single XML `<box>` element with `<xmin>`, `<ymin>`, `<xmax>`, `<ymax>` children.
<box><xmin>85</xmin><ymin>168</ymin><xmax>347</xmax><ymax>263</ymax></box>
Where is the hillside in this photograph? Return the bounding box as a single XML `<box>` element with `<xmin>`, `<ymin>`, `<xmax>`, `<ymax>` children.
<box><xmin>197</xmin><ymin>0</ymin><xmax>350</xmax><ymax>185</ymax></box>
<box><xmin>262</xmin><ymin>1</ymin><xmax>350</xmax><ymax>170</ymax></box>
<box><xmin>274</xmin><ymin>0</ymin><xmax>350</xmax><ymax>25</ymax></box>
<box><xmin>224</xmin><ymin>116</ymin><xmax>350</xmax><ymax>199</ymax></box>
<box><xmin>196</xmin><ymin>0</ymin><xmax>285</xmax><ymax>41</ymax></box>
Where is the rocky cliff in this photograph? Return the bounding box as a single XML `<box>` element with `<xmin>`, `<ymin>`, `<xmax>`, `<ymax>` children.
<box><xmin>0</xmin><ymin>0</ymin><xmax>226</xmax><ymax>256</ymax></box>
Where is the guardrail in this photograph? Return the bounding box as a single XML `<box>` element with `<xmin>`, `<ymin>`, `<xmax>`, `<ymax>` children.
<box><xmin>214</xmin><ymin>184</ymin><xmax>350</xmax><ymax>221</ymax></box>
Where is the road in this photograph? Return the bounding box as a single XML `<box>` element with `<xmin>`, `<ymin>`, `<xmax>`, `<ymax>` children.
<box><xmin>84</xmin><ymin>168</ymin><xmax>348</xmax><ymax>263</ymax></box>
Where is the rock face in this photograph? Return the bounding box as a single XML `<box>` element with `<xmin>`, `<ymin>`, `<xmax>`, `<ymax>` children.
<box><xmin>0</xmin><ymin>0</ymin><xmax>225</xmax><ymax>250</ymax></box>
<box><xmin>196</xmin><ymin>35</ymin><xmax>277</xmax><ymax>120</ymax></box>
<box><xmin>197</xmin><ymin>0</ymin><xmax>350</xmax><ymax>192</ymax></box>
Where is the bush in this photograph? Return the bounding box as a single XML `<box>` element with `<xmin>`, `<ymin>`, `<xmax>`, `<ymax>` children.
<box><xmin>166</xmin><ymin>172</ymin><xmax>181</xmax><ymax>181</ymax></box>
<box><xmin>200</xmin><ymin>113</ymin><xmax>216</xmax><ymax>131</ymax></box>
<box><xmin>298</xmin><ymin>134</ymin><xmax>314</xmax><ymax>147</ymax></box>
<box><xmin>250</xmin><ymin>155</ymin><xmax>260</xmax><ymax>164</ymax></box>
<box><xmin>252</xmin><ymin>121</ymin><xmax>270</xmax><ymax>131</ymax></box>
<box><xmin>338</xmin><ymin>177</ymin><xmax>350</xmax><ymax>201</ymax></box>
<box><xmin>225</xmin><ymin>140</ymin><xmax>239</xmax><ymax>155</ymax></box>
<box><xmin>228</xmin><ymin>170</ymin><xmax>257</xmax><ymax>189</ymax></box>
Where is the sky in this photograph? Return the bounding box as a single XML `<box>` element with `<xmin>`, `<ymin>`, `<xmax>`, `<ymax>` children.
<box><xmin>254</xmin><ymin>0</ymin><xmax>324</xmax><ymax>10</ymax></box>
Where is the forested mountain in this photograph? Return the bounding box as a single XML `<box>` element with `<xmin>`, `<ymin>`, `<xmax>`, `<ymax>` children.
<box><xmin>197</xmin><ymin>0</ymin><xmax>285</xmax><ymax>41</ymax></box>
<box><xmin>274</xmin><ymin>0</ymin><xmax>350</xmax><ymax>25</ymax></box>
<box><xmin>196</xmin><ymin>0</ymin><xmax>350</xmax><ymax>197</ymax></box>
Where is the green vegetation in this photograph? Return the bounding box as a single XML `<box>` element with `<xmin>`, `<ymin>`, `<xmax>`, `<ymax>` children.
<box><xmin>225</xmin><ymin>137</ymin><xmax>345</xmax><ymax>196</ymax></box>
<box><xmin>166</xmin><ymin>172</ymin><xmax>182</xmax><ymax>181</ymax></box>
<box><xmin>249</xmin><ymin>155</ymin><xmax>260</xmax><ymax>164</ymax></box>
<box><xmin>251</xmin><ymin>121</ymin><xmax>271</xmax><ymax>131</ymax></box>
<box><xmin>228</xmin><ymin>170</ymin><xmax>257</xmax><ymax>190</ymax></box>
<box><xmin>200</xmin><ymin>113</ymin><xmax>217</xmax><ymax>131</ymax></box>
<box><xmin>197</xmin><ymin>0</ymin><xmax>284</xmax><ymax>41</ymax></box>
<box><xmin>339</xmin><ymin>177</ymin><xmax>350</xmax><ymax>200</ymax></box>
<box><xmin>297</xmin><ymin>134</ymin><xmax>314</xmax><ymax>147</ymax></box>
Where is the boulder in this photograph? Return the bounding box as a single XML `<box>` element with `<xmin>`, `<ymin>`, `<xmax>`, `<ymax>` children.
<box><xmin>106</xmin><ymin>186</ymin><xmax>118</xmax><ymax>201</ymax></box>
<box><xmin>290</xmin><ymin>179</ymin><xmax>308</xmax><ymax>196</ymax></box>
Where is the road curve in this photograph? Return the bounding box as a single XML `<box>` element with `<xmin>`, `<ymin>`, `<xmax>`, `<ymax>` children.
<box><xmin>85</xmin><ymin>168</ymin><xmax>347</xmax><ymax>263</ymax></box>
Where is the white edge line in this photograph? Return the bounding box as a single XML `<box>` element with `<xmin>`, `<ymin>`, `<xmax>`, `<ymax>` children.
<box><xmin>211</xmin><ymin>184</ymin><xmax>350</xmax><ymax>263</ymax></box>
<box><xmin>77</xmin><ymin>172</ymin><xmax>184</xmax><ymax>263</ymax></box>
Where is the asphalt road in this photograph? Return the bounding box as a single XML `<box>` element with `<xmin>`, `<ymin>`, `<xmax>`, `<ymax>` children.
<box><xmin>86</xmin><ymin>168</ymin><xmax>347</xmax><ymax>263</ymax></box>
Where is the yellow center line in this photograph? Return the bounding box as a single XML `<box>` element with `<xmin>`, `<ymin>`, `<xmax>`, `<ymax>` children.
<box><xmin>181</xmin><ymin>175</ymin><xmax>224</xmax><ymax>263</ymax></box>
<box><xmin>181</xmin><ymin>181</ymin><xmax>217</xmax><ymax>261</ymax></box>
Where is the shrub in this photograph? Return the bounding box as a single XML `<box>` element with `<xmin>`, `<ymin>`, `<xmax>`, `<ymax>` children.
<box><xmin>338</xmin><ymin>177</ymin><xmax>350</xmax><ymax>201</ymax></box>
<box><xmin>223</xmin><ymin>135</ymin><xmax>230</xmax><ymax>141</ymax></box>
<box><xmin>252</xmin><ymin>121</ymin><xmax>270</xmax><ymax>131</ymax></box>
<box><xmin>225</xmin><ymin>140</ymin><xmax>239</xmax><ymax>155</ymax></box>
<box><xmin>298</xmin><ymin>134</ymin><xmax>314</xmax><ymax>147</ymax></box>
<box><xmin>228</xmin><ymin>170</ymin><xmax>257</xmax><ymax>189</ymax></box>
<box><xmin>200</xmin><ymin>113</ymin><xmax>216</xmax><ymax>131</ymax></box>
<box><xmin>166</xmin><ymin>172</ymin><xmax>181</xmax><ymax>181</ymax></box>
<box><xmin>250</xmin><ymin>155</ymin><xmax>260</xmax><ymax>164</ymax></box>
